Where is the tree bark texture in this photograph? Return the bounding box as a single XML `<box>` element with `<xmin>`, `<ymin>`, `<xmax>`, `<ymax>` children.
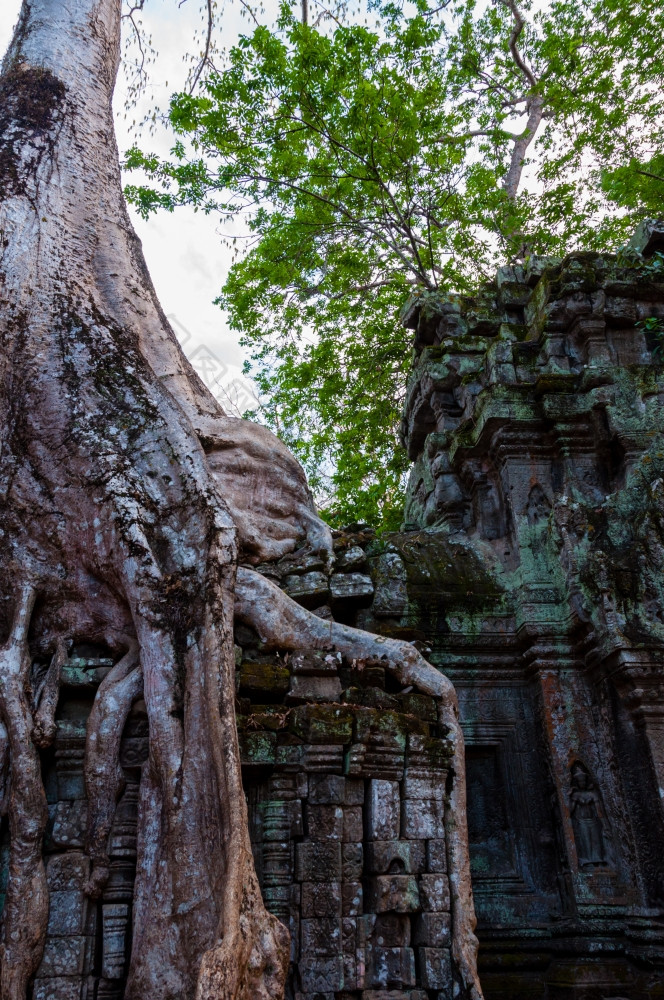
<box><xmin>0</xmin><ymin>2</ymin><xmax>481</xmax><ymax>998</ymax></box>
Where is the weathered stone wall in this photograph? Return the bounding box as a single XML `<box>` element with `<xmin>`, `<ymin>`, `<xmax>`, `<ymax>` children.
<box><xmin>384</xmin><ymin>219</ymin><xmax>664</xmax><ymax>998</ymax></box>
<box><xmin>8</xmin><ymin>535</ymin><xmax>462</xmax><ymax>1000</ymax></box>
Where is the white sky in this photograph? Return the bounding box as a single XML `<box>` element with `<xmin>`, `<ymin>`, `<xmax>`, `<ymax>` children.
<box><xmin>0</xmin><ymin>0</ymin><xmax>261</xmax><ymax>413</ymax></box>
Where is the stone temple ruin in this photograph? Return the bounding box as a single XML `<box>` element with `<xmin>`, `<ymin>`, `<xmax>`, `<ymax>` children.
<box><xmin>5</xmin><ymin>220</ymin><xmax>664</xmax><ymax>999</ymax></box>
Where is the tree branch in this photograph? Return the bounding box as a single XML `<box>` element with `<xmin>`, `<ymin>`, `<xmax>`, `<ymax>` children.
<box><xmin>189</xmin><ymin>0</ymin><xmax>215</xmax><ymax>92</ymax></box>
<box><xmin>500</xmin><ymin>0</ymin><xmax>537</xmax><ymax>90</ymax></box>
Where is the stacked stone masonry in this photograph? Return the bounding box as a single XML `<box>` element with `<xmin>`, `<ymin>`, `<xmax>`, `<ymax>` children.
<box><xmin>224</xmin><ymin>616</ymin><xmax>460</xmax><ymax>1000</ymax></box>
<box><xmin>11</xmin><ymin>622</ymin><xmax>460</xmax><ymax>999</ymax></box>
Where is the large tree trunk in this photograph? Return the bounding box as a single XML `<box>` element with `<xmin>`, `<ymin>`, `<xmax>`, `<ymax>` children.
<box><xmin>0</xmin><ymin>2</ymin><xmax>482</xmax><ymax>998</ymax></box>
<box><xmin>0</xmin><ymin>1</ymin><xmax>305</xmax><ymax>996</ymax></box>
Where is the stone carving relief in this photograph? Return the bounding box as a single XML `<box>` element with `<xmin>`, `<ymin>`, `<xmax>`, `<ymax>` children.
<box><xmin>394</xmin><ymin>228</ymin><xmax>664</xmax><ymax>997</ymax></box>
<box><xmin>569</xmin><ymin>761</ymin><xmax>607</xmax><ymax>869</ymax></box>
<box><xmin>525</xmin><ymin>484</ymin><xmax>552</xmax><ymax>525</ymax></box>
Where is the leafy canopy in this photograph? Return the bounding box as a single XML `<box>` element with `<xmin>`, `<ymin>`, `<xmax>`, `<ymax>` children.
<box><xmin>126</xmin><ymin>0</ymin><xmax>664</xmax><ymax>530</ymax></box>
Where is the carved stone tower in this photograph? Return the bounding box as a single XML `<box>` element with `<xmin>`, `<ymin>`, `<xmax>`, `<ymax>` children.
<box><xmin>370</xmin><ymin>219</ymin><xmax>664</xmax><ymax>998</ymax></box>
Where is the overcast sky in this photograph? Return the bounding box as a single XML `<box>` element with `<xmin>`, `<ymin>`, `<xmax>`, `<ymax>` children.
<box><xmin>0</xmin><ymin>0</ymin><xmax>260</xmax><ymax>413</ymax></box>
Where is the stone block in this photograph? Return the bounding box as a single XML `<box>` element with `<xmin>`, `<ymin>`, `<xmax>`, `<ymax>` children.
<box><xmin>342</xmin><ymin>954</ymin><xmax>358</xmax><ymax>991</ymax></box>
<box><xmin>426</xmin><ymin>838</ymin><xmax>447</xmax><ymax>873</ymax></box>
<box><xmin>291</xmin><ymin>650</ymin><xmax>341</xmax><ymax>675</ymax></box>
<box><xmin>344</xmin><ymin>779</ymin><xmax>364</xmax><ymax>805</ymax></box>
<box><xmin>342</xmin><ymin>842</ymin><xmax>363</xmax><ymax>881</ymax></box>
<box><xmin>288</xmin><ymin>675</ymin><xmax>343</xmax><ymax>703</ymax></box>
<box><xmin>301</xmin><ymin>882</ymin><xmax>341</xmax><ymax>918</ymax></box>
<box><xmin>46</xmin><ymin>852</ymin><xmax>89</xmax><ymax>891</ymax></box>
<box><xmin>290</xmin><ymin>706</ymin><xmax>354</xmax><ymax>745</ymax></box>
<box><xmin>261</xmin><ymin>798</ymin><xmax>294</xmax><ymax>840</ymax></box>
<box><xmin>373</xmin><ymin>912</ymin><xmax>411</xmax><ymax>947</ymax></box>
<box><xmin>345</xmin><ymin>742</ymin><xmax>405</xmax><ymax>781</ymax></box>
<box><xmin>342</xmin><ymin>918</ymin><xmax>358</xmax><ymax>988</ymax></box>
<box><xmin>119</xmin><ymin>736</ymin><xmax>149</xmax><ymax>768</ymax></box>
<box><xmin>357</xmin><ymin>913</ymin><xmax>375</xmax><ymax>987</ymax></box>
<box><xmin>239</xmin><ymin>730</ymin><xmax>276</xmax><ymax>767</ymax></box>
<box><xmin>306</xmin><ymin>804</ymin><xmax>344</xmax><ymax>841</ymax></box>
<box><xmin>275</xmin><ymin>743</ymin><xmax>304</xmax><ymax>769</ymax></box>
<box><xmin>281</xmin><ymin>548</ymin><xmax>328</xmax><ymax>574</ymax></box>
<box><xmin>342</xmin><ymin>882</ymin><xmax>363</xmax><ymax>916</ymax></box>
<box><xmin>329</xmin><ymin>572</ymin><xmax>374</xmax><ymax>601</ymax></box>
<box><xmin>342</xmin><ymin>916</ymin><xmax>357</xmax><ymax>947</ymax></box>
<box><xmin>355</xmin><ymin>708</ymin><xmax>419</xmax><ymax>745</ymax></box>
<box><xmin>296</xmin><ymin>842</ymin><xmax>342</xmax><ymax>882</ymax></box>
<box><xmin>262</xmin><ymin>841</ymin><xmax>292</xmax><ymax>880</ymax></box>
<box><xmin>298</xmin><ymin>954</ymin><xmax>344</xmax><ymax>994</ymax></box>
<box><xmin>301</xmin><ymin>916</ymin><xmax>342</xmax><ymax>957</ymax></box>
<box><xmin>413</xmin><ymin>912</ymin><xmax>451</xmax><ymax>947</ymax></box>
<box><xmin>401</xmin><ymin>797</ymin><xmax>444</xmax><ymax>840</ymax></box>
<box><xmin>55</xmin><ymin>769</ymin><xmax>86</xmax><ymax>801</ymax></box>
<box><xmin>343</xmin><ymin>806</ymin><xmax>363</xmax><ymax>842</ymax></box>
<box><xmin>102</xmin><ymin>903</ymin><xmax>130</xmax><ymax>979</ymax></box>
<box><xmin>360</xmin><ymin>664</ymin><xmax>387</xmax><ymax>688</ymax></box>
<box><xmin>263</xmin><ymin>885</ymin><xmax>290</xmax><ymax>913</ymax></box>
<box><xmin>367</xmin><ymin>875</ymin><xmax>420</xmax><ymax>913</ymax></box>
<box><xmin>308</xmin><ymin>774</ymin><xmax>345</xmax><ymax>805</ymax></box>
<box><xmin>35</xmin><ymin>936</ymin><xmax>87</xmax><ymax>977</ymax></box>
<box><xmin>365</xmin><ymin>840</ymin><xmax>425</xmax><ymax>875</ymax></box>
<box><xmin>291</xmin><ymin>799</ymin><xmax>304</xmax><ymax>838</ymax></box>
<box><xmin>47</xmin><ymin>891</ymin><xmax>87</xmax><ymax>936</ymax></box>
<box><xmin>366</xmin><ymin>780</ymin><xmax>400</xmax><ymax>840</ymax></box>
<box><xmin>368</xmin><ymin>946</ymin><xmax>416</xmax><ymax>988</ymax></box>
<box><xmin>407</xmin><ymin>733</ymin><xmax>453</xmax><ymax>769</ymax></box>
<box><xmin>358</xmin><ymin>912</ymin><xmax>376</xmax><ymax>940</ymax></box>
<box><xmin>397</xmin><ymin>693</ymin><xmax>437</xmax><ymax>723</ymax></box>
<box><xmin>363</xmin><ymin>994</ymin><xmax>427</xmax><ymax>1000</ymax></box>
<box><xmin>335</xmin><ymin>544</ymin><xmax>366</xmax><ymax>569</ymax></box>
<box><xmin>401</xmin><ymin>771</ymin><xmax>443</xmax><ymax>800</ymax></box>
<box><xmin>48</xmin><ymin>801</ymin><xmax>87</xmax><ymax>849</ymax></box>
<box><xmin>238</xmin><ymin>659</ymin><xmax>290</xmax><ymax>697</ymax></box>
<box><xmin>418</xmin><ymin>947</ymin><xmax>452</xmax><ymax>989</ymax></box>
<box><xmin>372</xmin><ymin>552</ymin><xmax>409</xmax><ymax>617</ymax></box>
<box><xmin>33</xmin><ymin>979</ymin><xmax>82</xmax><ymax>1000</ymax></box>
<box><xmin>284</xmin><ymin>571</ymin><xmax>330</xmax><ymax>605</ymax></box>
<box><xmin>300</xmin><ymin>744</ymin><xmax>344</xmax><ymax>773</ymax></box>
<box><xmin>418</xmin><ymin>874</ymin><xmax>450</xmax><ymax>912</ymax></box>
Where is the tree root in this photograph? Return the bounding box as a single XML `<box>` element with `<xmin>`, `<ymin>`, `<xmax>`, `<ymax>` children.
<box><xmin>84</xmin><ymin>642</ymin><xmax>142</xmax><ymax>898</ymax></box>
<box><xmin>123</xmin><ymin>540</ymin><xmax>290</xmax><ymax>1000</ymax></box>
<box><xmin>194</xmin><ymin>551</ymin><xmax>290</xmax><ymax>1000</ymax></box>
<box><xmin>0</xmin><ymin>720</ymin><xmax>9</xmax><ymax>819</ymax></box>
<box><xmin>31</xmin><ymin>639</ymin><xmax>67</xmax><ymax>749</ymax></box>
<box><xmin>235</xmin><ymin>566</ymin><xmax>483</xmax><ymax>1000</ymax></box>
<box><xmin>0</xmin><ymin>585</ymin><xmax>51</xmax><ymax>1000</ymax></box>
<box><xmin>196</xmin><ymin>847</ymin><xmax>290</xmax><ymax>1000</ymax></box>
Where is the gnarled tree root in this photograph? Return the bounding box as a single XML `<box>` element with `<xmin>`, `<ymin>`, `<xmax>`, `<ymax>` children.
<box><xmin>196</xmin><ymin>847</ymin><xmax>290</xmax><ymax>1000</ymax></box>
<box><xmin>235</xmin><ymin>566</ymin><xmax>483</xmax><ymax>1000</ymax></box>
<box><xmin>84</xmin><ymin>642</ymin><xmax>142</xmax><ymax>898</ymax></box>
<box><xmin>32</xmin><ymin>640</ymin><xmax>67</xmax><ymax>749</ymax></box>
<box><xmin>193</xmin><ymin>556</ymin><xmax>290</xmax><ymax>1000</ymax></box>
<box><xmin>122</xmin><ymin>541</ymin><xmax>290</xmax><ymax>1000</ymax></box>
<box><xmin>0</xmin><ymin>587</ymin><xmax>50</xmax><ymax>1000</ymax></box>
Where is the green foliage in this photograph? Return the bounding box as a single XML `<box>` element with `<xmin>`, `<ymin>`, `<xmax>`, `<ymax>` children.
<box><xmin>637</xmin><ymin>316</ymin><xmax>664</xmax><ymax>363</ymax></box>
<box><xmin>126</xmin><ymin>0</ymin><xmax>664</xmax><ymax>529</ymax></box>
